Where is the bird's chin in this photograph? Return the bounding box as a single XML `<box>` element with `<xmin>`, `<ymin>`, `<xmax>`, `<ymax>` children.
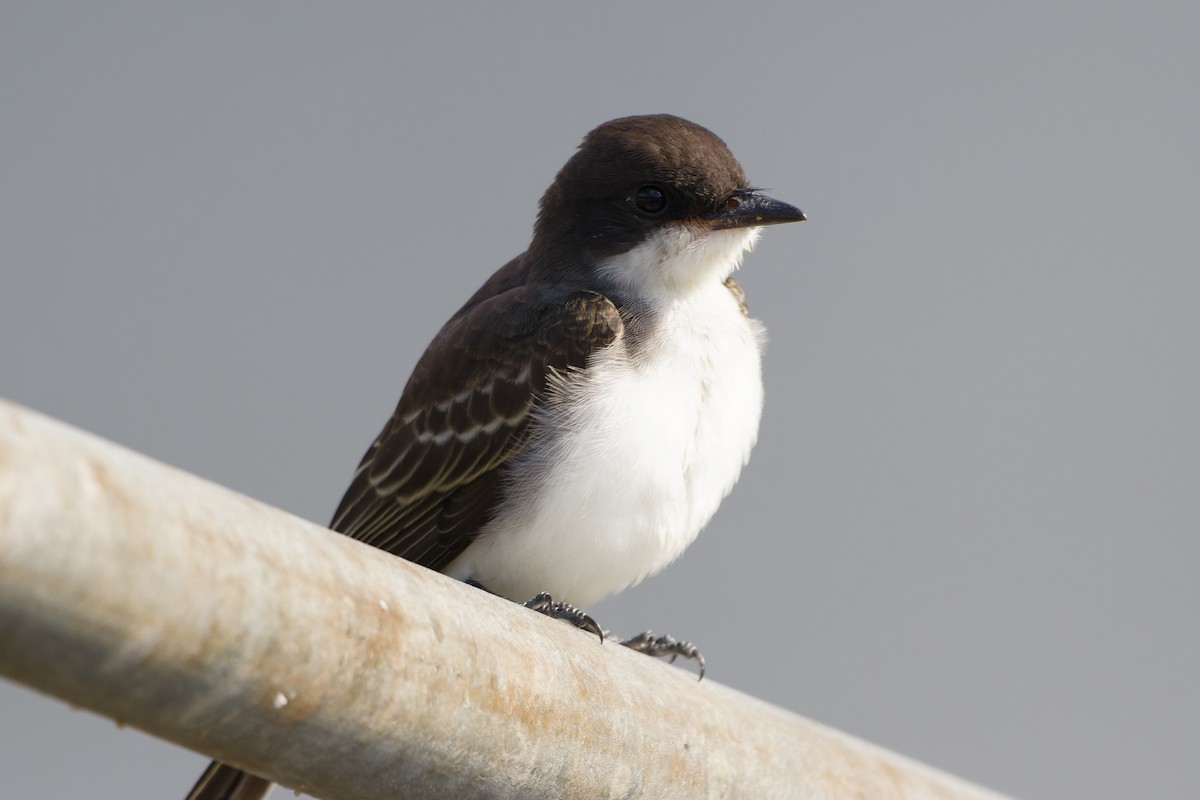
<box><xmin>597</xmin><ymin>225</ymin><xmax>760</xmax><ymax>298</ymax></box>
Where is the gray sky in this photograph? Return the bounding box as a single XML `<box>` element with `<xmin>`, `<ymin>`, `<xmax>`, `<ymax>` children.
<box><xmin>2</xmin><ymin>4</ymin><xmax>1197</xmax><ymax>799</ymax></box>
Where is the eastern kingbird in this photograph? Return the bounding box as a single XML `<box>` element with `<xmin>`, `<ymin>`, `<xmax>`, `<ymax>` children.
<box><xmin>187</xmin><ymin>114</ymin><xmax>804</xmax><ymax>800</ymax></box>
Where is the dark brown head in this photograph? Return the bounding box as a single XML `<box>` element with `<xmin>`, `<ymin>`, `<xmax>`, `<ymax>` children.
<box><xmin>531</xmin><ymin>115</ymin><xmax>803</xmax><ymax>272</ymax></box>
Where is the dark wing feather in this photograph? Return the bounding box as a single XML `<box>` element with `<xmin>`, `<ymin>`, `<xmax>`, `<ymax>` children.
<box><xmin>330</xmin><ymin>285</ymin><xmax>622</xmax><ymax>571</ymax></box>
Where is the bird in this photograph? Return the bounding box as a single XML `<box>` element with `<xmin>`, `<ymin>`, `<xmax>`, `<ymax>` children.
<box><xmin>186</xmin><ymin>113</ymin><xmax>804</xmax><ymax>800</ymax></box>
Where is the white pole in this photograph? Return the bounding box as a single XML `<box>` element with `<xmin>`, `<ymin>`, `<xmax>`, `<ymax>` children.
<box><xmin>0</xmin><ymin>399</ymin><xmax>1011</xmax><ymax>800</ymax></box>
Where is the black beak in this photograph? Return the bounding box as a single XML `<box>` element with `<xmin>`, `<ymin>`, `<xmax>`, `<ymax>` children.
<box><xmin>705</xmin><ymin>190</ymin><xmax>806</xmax><ymax>230</ymax></box>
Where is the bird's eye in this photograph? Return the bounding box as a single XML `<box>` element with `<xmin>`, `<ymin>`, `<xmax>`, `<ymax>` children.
<box><xmin>633</xmin><ymin>185</ymin><xmax>667</xmax><ymax>215</ymax></box>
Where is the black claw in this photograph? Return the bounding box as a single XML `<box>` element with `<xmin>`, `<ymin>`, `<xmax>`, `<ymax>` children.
<box><xmin>619</xmin><ymin>631</ymin><xmax>706</xmax><ymax>680</ymax></box>
<box><xmin>523</xmin><ymin>592</ymin><xmax>604</xmax><ymax>642</ymax></box>
<box><xmin>515</xmin><ymin>594</ymin><xmax>704</xmax><ymax>679</ymax></box>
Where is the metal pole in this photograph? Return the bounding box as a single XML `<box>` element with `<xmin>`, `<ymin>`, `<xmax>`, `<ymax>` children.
<box><xmin>0</xmin><ymin>399</ymin><xmax>1011</xmax><ymax>800</ymax></box>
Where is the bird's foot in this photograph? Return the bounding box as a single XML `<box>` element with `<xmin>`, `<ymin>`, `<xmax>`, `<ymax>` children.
<box><xmin>523</xmin><ymin>592</ymin><xmax>604</xmax><ymax>642</ymax></box>
<box><xmin>617</xmin><ymin>631</ymin><xmax>706</xmax><ymax>680</ymax></box>
<box><xmin>473</xmin><ymin>585</ymin><xmax>700</xmax><ymax>678</ymax></box>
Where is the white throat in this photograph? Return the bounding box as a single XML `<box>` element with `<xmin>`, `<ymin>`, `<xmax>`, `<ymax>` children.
<box><xmin>595</xmin><ymin>225</ymin><xmax>762</xmax><ymax>300</ymax></box>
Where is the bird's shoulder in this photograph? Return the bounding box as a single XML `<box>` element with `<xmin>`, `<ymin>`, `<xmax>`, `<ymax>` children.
<box><xmin>401</xmin><ymin>272</ymin><xmax>624</xmax><ymax>413</ymax></box>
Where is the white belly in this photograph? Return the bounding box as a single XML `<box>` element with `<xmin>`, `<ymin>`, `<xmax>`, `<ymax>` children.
<box><xmin>446</xmin><ymin>281</ymin><xmax>765</xmax><ymax>606</ymax></box>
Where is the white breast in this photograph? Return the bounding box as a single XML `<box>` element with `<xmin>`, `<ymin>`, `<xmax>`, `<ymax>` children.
<box><xmin>446</xmin><ymin>227</ymin><xmax>766</xmax><ymax>606</ymax></box>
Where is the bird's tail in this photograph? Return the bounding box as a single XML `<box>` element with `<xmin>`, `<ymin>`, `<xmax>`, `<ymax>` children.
<box><xmin>185</xmin><ymin>761</ymin><xmax>273</xmax><ymax>800</ymax></box>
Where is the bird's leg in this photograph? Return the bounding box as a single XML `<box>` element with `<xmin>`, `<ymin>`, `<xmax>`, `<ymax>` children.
<box><xmin>522</xmin><ymin>592</ymin><xmax>604</xmax><ymax>642</ymax></box>
<box><xmin>613</xmin><ymin>630</ymin><xmax>706</xmax><ymax>680</ymax></box>
<box><xmin>466</xmin><ymin>581</ymin><xmax>603</xmax><ymax>641</ymax></box>
<box><xmin>468</xmin><ymin>582</ymin><xmax>701</xmax><ymax>678</ymax></box>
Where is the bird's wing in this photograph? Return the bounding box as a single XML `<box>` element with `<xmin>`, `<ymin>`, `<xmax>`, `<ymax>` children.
<box><xmin>330</xmin><ymin>285</ymin><xmax>623</xmax><ymax>572</ymax></box>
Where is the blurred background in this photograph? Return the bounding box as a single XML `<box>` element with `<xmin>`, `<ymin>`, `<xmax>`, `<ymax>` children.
<box><xmin>2</xmin><ymin>4</ymin><xmax>1197</xmax><ymax>798</ymax></box>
